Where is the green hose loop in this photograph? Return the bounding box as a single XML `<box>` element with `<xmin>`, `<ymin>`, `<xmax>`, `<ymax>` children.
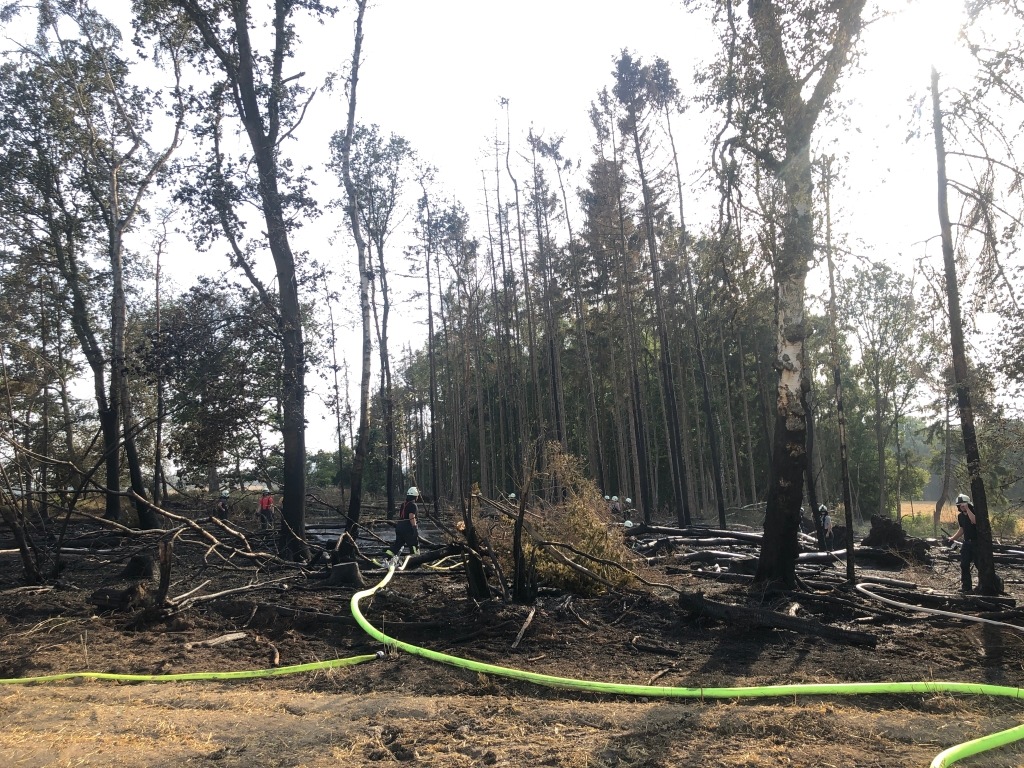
<box><xmin>0</xmin><ymin>653</ymin><xmax>377</xmax><ymax>685</ymax></box>
<box><xmin>352</xmin><ymin>565</ymin><xmax>1024</xmax><ymax>767</ymax></box>
<box><xmin>930</xmin><ymin>723</ymin><xmax>1024</xmax><ymax>768</ymax></box>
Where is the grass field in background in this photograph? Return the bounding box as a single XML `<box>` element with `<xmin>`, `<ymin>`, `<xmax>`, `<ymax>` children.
<box><xmin>898</xmin><ymin>500</ymin><xmax>955</xmax><ymax>525</ymax></box>
<box><xmin>897</xmin><ymin>500</ymin><xmax>1023</xmax><ymax>540</ymax></box>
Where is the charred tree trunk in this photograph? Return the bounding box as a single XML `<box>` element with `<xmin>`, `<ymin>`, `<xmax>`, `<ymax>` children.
<box><xmin>754</xmin><ymin>132</ymin><xmax>813</xmax><ymax>589</ymax></box>
<box><xmin>931</xmin><ymin>67</ymin><xmax>1001</xmax><ymax>595</ymax></box>
<box><xmin>340</xmin><ymin>0</ymin><xmax>370</xmax><ymax>561</ymax></box>
<box><xmin>743</xmin><ymin>0</ymin><xmax>867</xmax><ymax>589</ymax></box>
<box><xmin>822</xmin><ymin>157</ymin><xmax>857</xmax><ymax>583</ymax></box>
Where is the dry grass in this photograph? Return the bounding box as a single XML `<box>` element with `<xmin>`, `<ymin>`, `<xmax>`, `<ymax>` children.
<box><xmin>898</xmin><ymin>499</ymin><xmax>1024</xmax><ymax>540</ymax></box>
<box><xmin>898</xmin><ymin>500</ymin><xmax>955</xmax><ymax>524</ymax></box>
<box><xmin>3</xmin><ymin>684</ymin><xmax>999</xmax><ymax>768</ymax></box>
<box><xmin>4</xmin><ymin>683</ymin><xmax>1000</xmax><ymax>768</ymax></box>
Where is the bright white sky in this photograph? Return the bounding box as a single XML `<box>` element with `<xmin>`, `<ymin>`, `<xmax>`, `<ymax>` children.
<box><xmin>2</xmin><ymin>0</ymin><xmax>983</xmax><ymax>452</ymax></box>
<box><xmin>337</xmin><ymin>0</ymin><xmax>972</xmax><ymax>247</ymax></box>
<box><xmin>314</xmin><ymin>0</ymin><xmax>976</xmax><ymax>287</ymax></box>
<box><xmin>346</xmin><ymin>0</ymin><xmax>718</xmax><ymax>205</ymax></box>
<box><xmin>290</xmin><ymin>0</ymin><xmax>977</xmax><ymax>450</ymax></box>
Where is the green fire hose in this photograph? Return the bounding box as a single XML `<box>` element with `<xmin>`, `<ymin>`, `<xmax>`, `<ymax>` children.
<box><xmin>1</xmin><ymin>560</ymin><xmax>1021</xmax><ymax>767</ymax></box>
<box><xmin>352</xmin><ymin>564</ymin><xmax>1024</xmax><ymax>768</ymax></box>
<box><xmin>0</xmin><ymin>653</ymin><xmax>377</xmax><ymax>685</ymax></box>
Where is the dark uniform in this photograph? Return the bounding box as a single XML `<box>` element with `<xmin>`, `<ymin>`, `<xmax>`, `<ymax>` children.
<box><xmin>954</xmin><ymin>503</ymin><xmax>979</xmax><ymax>592</ymax></box>
<box><xmin>386</xmin><ymin>491</ymin><xmax>419</xmax><ymax>556</ymax></box>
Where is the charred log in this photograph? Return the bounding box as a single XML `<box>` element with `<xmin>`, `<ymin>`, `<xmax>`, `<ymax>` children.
<box><xmin>678</xmin><ymin>591</ymin><xmax>877</xmax><ymax>647</ymax></box>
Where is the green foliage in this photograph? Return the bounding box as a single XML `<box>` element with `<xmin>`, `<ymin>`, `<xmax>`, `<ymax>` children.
<box><xmin>886</xmin><ymin>452</ymin><xmax>929</xmax><ymax>516</ymax></box>
<box><xmin>306</xmin><ymin>448</ymin><xmax>353</xmax><ymax>489</ymax></box>
<box><xmin>137</xmin><ymin>279</ymin><xmax>281</xmax><ymax>486</ymax></box>
<box><xmin>989</xmin><ymin>506</ymin><xmax>1024</xmax><ymax>541</ymax></box>
<box><xmin>898</xmin><ymin>512</ymin><xmax>941</xmax><ymax>540</ymax></box>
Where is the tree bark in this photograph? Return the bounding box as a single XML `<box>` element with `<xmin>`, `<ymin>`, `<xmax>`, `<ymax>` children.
<box><xmin>822</xmin><ymin>156</ymin><xmax>857</xmax><ymax>584</ymax></box>
<box><xmin>666</xmin><ymin>106</ymin><xmax>725</xmax><ymax>526</ymax></box>
<box><xmin>741</xmin><ymin>0</ymin><xmax>867</xmax><ymax>589</ymax></box>
<box><xmin>170</xmin><ymin>0</ymin><xmax>309</xmax><ymax>559</ymax></box>
<box><xmin>931</xmin><ymin>67</ymin><xmax>1002</xmax><ymax>595</ymax></box>
<box><xmin>627</xmin><ymin>116</ymin><xmax>692</xmax><ymax>527</ymax></box>
<box><xmin>339</xmin><ymin>0</ymin><xmax>370</xmax><ymax>562</ymax></box>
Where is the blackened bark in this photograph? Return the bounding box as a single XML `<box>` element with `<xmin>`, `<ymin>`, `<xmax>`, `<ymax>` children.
<box><xmin>339</xmin><ymin>0</ymin><xmax>370</xmax><ymax>560</ymax></box>
<box><xmin>931</xmin><ymin>67</ymin><xmax>1002</xmax><ymax>595</ymax></box>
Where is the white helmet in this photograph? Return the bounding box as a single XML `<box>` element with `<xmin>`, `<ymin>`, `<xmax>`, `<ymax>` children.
<box><xmin>818</xmin><ymin>504</ymin><xmax>827</xmax><ymax>513</ymax></box>
<box><xmin>955</xmin><ymin>493</ymin><xmax>971</xmax><ymax>505</ymax></box>
<box><xmin>625</xmin><ymin>498</ymin><xmax>632</xmax><ymax>504</ymax></box>
<box><xmin>509</xmin><ymin>492</ymin><xmax>516</xmax><ymax>500</ymax></box>
<box><xmin>612</xmin><ymin>496</ymin><xmax>619</xmax><ymax>502</ymax></box>
<box><xmin>604</xmin><ymin>495</ymin><xmax>610</xmax><ymax>501</ymax></box>
<box><xmin>406</xmin><ymin>487</ymin><xmax>419</xmax><ymax>497</ymax></box>
<box><xmin>220</xmin><ymin>490</ymin><xmax>229</xmax><ymax>498</ymax></box>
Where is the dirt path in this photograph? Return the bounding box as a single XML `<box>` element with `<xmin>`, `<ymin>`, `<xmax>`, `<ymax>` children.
<box><xmin>4</xmin><ymin>518</ymin><xmax>1024</xmax><ymax>766</ymax></box>
<box><xmin>4</xmin><ymin>674</ymin><xmax>1024</xmax><ymax>767</ymax></box>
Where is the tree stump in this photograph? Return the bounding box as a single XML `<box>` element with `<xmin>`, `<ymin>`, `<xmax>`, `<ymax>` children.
<box><xmin>89</xmin><ymin>582</ymin><xmax>150</xmax><ymax>612</ymax></box>
<box><xmin>120</xmin><ymin>554</ymin><xmax>155</xmax><ymax>580</ymax></box>
<box><xmin>861</xmin><ymin>515</ymin><xmax>931</xmax><ymax>564</ymax></box>
<box><xmin>327</xmin><ymin>561</ymin><xmax>365</xmax><ymax>588</ymax></box>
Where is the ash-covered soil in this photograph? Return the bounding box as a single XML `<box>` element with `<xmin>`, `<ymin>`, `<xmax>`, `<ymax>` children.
<box><xmin>2</xmin><ymin>513</ymin><xmax>1023</xmax><ymax>767</ymax></box>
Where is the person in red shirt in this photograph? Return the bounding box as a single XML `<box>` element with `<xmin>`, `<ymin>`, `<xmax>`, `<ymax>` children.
<box><xmin>259</xmin><ymin>490</ymin><xmax>275</xmax><ymax>530</ymax></box>
<box><xmin>385</xmin><ymin>487</ymin><xmax>420</xmax><ymax>557</ymax></box>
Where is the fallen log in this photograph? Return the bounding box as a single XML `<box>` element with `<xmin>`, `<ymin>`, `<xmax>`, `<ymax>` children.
<box><xmin>672</xmin><ymin>568</ymin><xmax>754</xmax><ymax>584</ymax></box>
<box><xmin>677</xmin><ymin>537</ymin><xmax>762</xmax><ymax>548</ymax></box>
<box><xmin>678</xmin><ymin>550</ymin><xmax>755</xmax><ymax>564</ymax></box>
<box><xmin>678</xmin><ymin>591</ymin><xmax>877</xmax><ymax>647</ymax></box>
<box><xmin>795</xmin><ymin>549</ymin><xmax>847</xmax><ymax>565</ymax></box>
<box><xmin>630</xmin><ymin>525</ymin><xmax>763</xmax><ymax>544</ymax></box>
<box><xmin>781</xmin><ymin>589</ymin><xmax>907</xmax><ymax>623</ymax></box>
<box><xmin>938</xmin><ymin>547</ymin><xmax>1024</xmax><ymax>567</ymax></box>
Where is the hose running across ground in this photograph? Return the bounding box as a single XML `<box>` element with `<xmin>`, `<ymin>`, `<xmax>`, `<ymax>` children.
<box><xmin>352</xmin><ymin>563</ymin><xmax>1024</xmax><ymax>768</ymax></box>
<box><xmin>1</xmin><ymin>562</ymin><xmax>1021</xmax><ymax>766</ymax></box>
<box><xmin>0</xmin><ymin>653</ymin><xmax>377</xmax><ymax>685</ymax></box>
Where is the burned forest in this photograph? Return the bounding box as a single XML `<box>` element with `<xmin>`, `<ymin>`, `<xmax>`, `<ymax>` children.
<box><xmin>4</xmin><ymin>0</ymin><xmax>1024</xmax><ymax>766</ymax></box>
